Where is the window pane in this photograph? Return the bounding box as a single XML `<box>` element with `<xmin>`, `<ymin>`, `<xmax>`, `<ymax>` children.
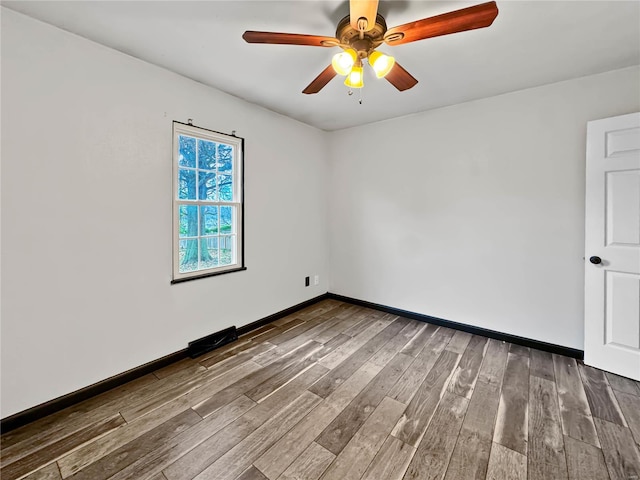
<box><xmin>179</xmin><ymin>136</ymin><xmax>196</xmax><ymax>168</ymax></box>
<box><xmin>179</xmin><ymin>205</ymin><xmax>198</xmax><ymax>237</ymax></box>
<box><xmin>218</xmin><ymin>144</ymin><xmax>233</xmax><ymax>173</ymax></box>
<box><xmin>199</xmin><ymin>237</ymin><xmax>219</xmax><ymax>269</ymax></box>
<box><xmin>179</xmin><ymin>239</ymin><xmax>199</xmax><ymax>273</ymax></box>
<box><xmin>198</xmin><ymin>139</ymin><xmax>216</xmax><ymax>170</ymax></box>
<box><xmin>178</xmin><ymin>169</ymin><xmax>196</xmax><ymax>200</ymax></box>
<box><xmin>201</xmin><ymin>206</ymin><xmax>218</xmax><ymax>235</ymax></box>
<box><xmin>220</xmin><ymin>206</ymin><xmax>233</xmax><ymax>235</ymax></box>
<box><xmin>219</xmin><ymin>235</ymin><xmax>234</xmax><ymax>266</ymax></box>
<box><xmin>199</xmin><ymin>170</ymin><xmax>217</xmax><ymax>200</ymax></box>
<box><xmin>218</xmin><ymin>174</ymin><xmax>233</xmax><ymax>201</ymax></box>
<box><xmin>205</xmin><ymin>237</ymin><xmax>220</xmax><ymax>268</ymax></box>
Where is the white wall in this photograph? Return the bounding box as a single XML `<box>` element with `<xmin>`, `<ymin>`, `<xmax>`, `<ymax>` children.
<box><xmin>328</xmin><ymin>67</ymin><xmax>640</xmax><ymax>351</ymax></box>
<box><xmin>0</xmin><ymin>9</ymin><xmax>329</xmax><ymax>418</ymax></box>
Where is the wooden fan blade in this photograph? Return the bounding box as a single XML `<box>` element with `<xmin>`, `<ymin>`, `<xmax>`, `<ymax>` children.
<box><xmin>384</xmin><ymin>1</ymin><xmax>498</xmax><ymax>46</ymax></box>
<box><xmin>303</xmin><ymin>65</ymin><xmax>337</xmax><ymax>94</ymax></box>
<box><xmin>385</xmin><ymin>62</ymin><xmax>418</xmax><ymax>91</ymax></box>
<box><xmin>242</xmin><ymin>31</ymin><xmax>338</xmax><ymax>47</ymax></box>
<box><xmin>350</xmin><ymin>0</ymin><xmax>379</xmax><ymax>32</ymax></box>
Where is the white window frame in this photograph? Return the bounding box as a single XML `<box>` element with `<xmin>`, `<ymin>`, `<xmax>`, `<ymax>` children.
<box><xmin>172</xmin><ymin>122</ymin><xmax>244</xmax><ymax>283</ymax></box>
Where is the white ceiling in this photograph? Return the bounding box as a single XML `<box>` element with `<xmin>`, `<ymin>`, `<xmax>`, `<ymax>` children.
<box><xmin>3</xmin><ymin>1</ymin><xmax>639</xmax><ymax>131</ymax></box>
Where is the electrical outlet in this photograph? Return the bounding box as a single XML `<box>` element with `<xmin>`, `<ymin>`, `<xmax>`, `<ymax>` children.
<box><xmin>305</xmin><ymin>276</ymin><xmax>310</xmax><ymax>287</ymax></box>
<box><xmin>314</xmin><ymin>275</ymin><xmax>319</xmax><ymax>286</ymax></box>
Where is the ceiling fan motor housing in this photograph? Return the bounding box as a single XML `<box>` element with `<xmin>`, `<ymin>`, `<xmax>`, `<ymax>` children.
<box><xmin>336</xmin><ymin>14</ymin><xmax>387</xmax><ymax>58</ymax></box>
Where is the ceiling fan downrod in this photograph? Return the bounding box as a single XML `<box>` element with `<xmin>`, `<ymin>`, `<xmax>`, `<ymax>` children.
<box><xmin>357</xmin><ymin>17</ymin><xmax>368</xmax><ymax>40</ymax></box>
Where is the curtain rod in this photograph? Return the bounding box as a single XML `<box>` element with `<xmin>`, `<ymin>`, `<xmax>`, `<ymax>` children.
<box><xmin>174</xmin><ymin>119</ymin><xmax>241</xmax><ymax>138</ymax></box>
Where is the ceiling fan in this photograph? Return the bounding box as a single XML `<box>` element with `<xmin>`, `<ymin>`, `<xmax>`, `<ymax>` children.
<box><xmin>242</xmin><ymin>0</ymin><xmax>499</xmax><ymax>94</ymax></box>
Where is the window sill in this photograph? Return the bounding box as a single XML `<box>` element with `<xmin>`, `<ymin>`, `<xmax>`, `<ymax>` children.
<box><xmin>171</xmin><ymin>266</ymin><xmax>247</xmax><ymax>284</ymax></box>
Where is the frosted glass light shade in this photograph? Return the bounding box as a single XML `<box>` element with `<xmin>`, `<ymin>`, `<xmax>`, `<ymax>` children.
<box><xmin>332</xmin><ymin>49</ymin><xmax>357</xmax><ymax>76</ymax></box>
<box><xmin>369</xmin><ymin>51</ymin><xmax>395</xmax><ymax>78</ymax></box>
<box><xmin>344</xmin><ymin>65</ymin><xmax>364</xmax><ymax>88</ymax></box>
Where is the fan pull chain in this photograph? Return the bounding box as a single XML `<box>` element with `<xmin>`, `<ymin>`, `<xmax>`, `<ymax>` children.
<box><xmin>346</xmin><ymin>88</ymin><xmax>363</xmax><ymax>104</ymax></box>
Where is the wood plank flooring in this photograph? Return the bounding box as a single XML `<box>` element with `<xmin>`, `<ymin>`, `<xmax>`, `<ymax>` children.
<box><xmin>2</xmin><ymin>300</ymin><xmax>640</xmax><ymax>480</ymax></box>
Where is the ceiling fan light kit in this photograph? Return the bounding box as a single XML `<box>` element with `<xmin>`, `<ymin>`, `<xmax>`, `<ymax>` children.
<box><xmin>243</xmin><ymin>1</ymin><xmax>499</xmax><ymax>95</ymax></box>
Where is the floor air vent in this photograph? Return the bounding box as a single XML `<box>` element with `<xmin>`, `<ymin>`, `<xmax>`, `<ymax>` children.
<box><xmin>187</xmin><ymin>326</ymin><xmax>238</xmax><ymax>358</ymax></box>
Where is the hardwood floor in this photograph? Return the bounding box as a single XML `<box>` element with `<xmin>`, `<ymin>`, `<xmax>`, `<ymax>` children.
<box><xmin>2</xmin><ymin>299</ymin><xmax>640</xmax><ymax>480</ymax></box>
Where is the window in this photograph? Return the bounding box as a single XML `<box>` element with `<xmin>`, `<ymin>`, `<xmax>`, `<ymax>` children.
<box><xmin>172</xmin><ymin>122</ymin><xmax>244</xmax><ymax>282</ymax></box>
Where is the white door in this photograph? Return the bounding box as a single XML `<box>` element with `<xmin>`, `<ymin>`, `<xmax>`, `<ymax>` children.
<box><xmin>585</xmin><ymin>112</ymin><xmax>640</xmax><ymax>381</ymax></box>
